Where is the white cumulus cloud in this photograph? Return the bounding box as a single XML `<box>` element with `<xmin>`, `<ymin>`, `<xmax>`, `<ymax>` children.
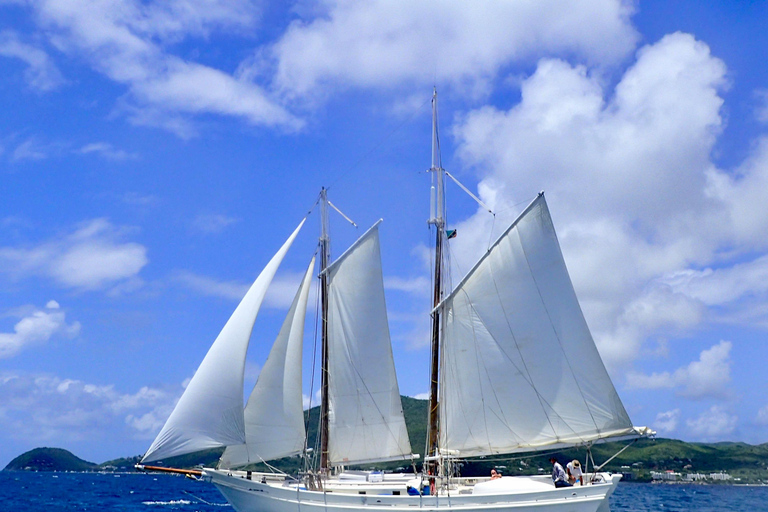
<box><xmin>22</xmin><ymin>0</ymin><xmax>299</xmax><ymax>136</ymax></box>
<box><xmin>625</xmin><ymin>341</ymin><xmax>732</xmax><ymax>400</ymax></box>
<box><xmin>266</xmin><ymin>0</ymin><xmax>638</xmax><ymax>100</ymax></box>
<box><xmin>76</xmin><ymin>142</ymin><xmax>138</xmax><ymax>161</ymax></box>
<box><xmin>757</xmin><ymin>405</ymin><xmax>768</xmax><ymax>426</ymax></box>
<box><xmin>384</xmin><ymin>275</ymin><xmax>430</xmax><ymax>296</ymax></box>
<box><xmin>0</xmin><ymin>302</ymin><xmax>80</xmax><ymax>359</ymax></box>
<box><xmin>653</xmin><ymin>409</ymin><xmax>680</xmax><ymax>435</ymax></box>
<box><xmin>0</xmin><ymin>218</ymin><xmax>148</xmax><ymax>291</ymax></box>
<box><xmin>0</xmin><ymin>372</ymin><xmax>179</xmax><ymax>443</ymax></box>
<box><xmin>686</xmin><ymin>405</ymin><xmax>737</xmax><ymax>440</ymax></box>
<box><xmin>11</xmin><ymin>137</ymin><xmax>50</xmax><ymax>162</ymax></box>
<box><xmin>448</xmin><ymin>31</ymin><xmax>768</xmax><ymax>373</ymax></box>
<box><xmin>191</xmin><ymin>213</ymin><xmax>240</xmax><ymax>235</ymax></box>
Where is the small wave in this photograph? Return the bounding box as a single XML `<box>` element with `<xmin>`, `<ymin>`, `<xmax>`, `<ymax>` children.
<box><xmin>181</xmin><ymin>490</ymin><xmax>231</xmax><ymax>507</ymax></box>
<box><xmin>142</xmin><ymin>499</ymin><xmax>192</xmax><ymax>506</ymax></box>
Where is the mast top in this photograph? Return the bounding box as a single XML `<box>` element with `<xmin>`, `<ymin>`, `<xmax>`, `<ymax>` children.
<box><xmin>431</xmin><ymin>88</ymin><xmax>442</xmax><ymax>173</ymax></box>
<box><xmin>428</xmin><ymin>89</ymin><xmax>445</xmax><ymax>227</ymax></box>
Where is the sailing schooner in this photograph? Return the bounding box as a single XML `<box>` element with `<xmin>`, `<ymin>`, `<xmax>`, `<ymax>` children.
<box><xmin>139</xmin><ymin>90</ymin><xmax>652</xmax><ymax>512</ymax></box>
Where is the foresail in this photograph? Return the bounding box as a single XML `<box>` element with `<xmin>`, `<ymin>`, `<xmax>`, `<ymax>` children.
<box><xmin>438</xmin><ymin>194</ymin><xmax>636</xmax><ymax>457</ymax></box>
<box><xmin>141</xmin><ymin>220</ymin><xmax>305</xmax><ymax>463</ymax></box>
<box><xmin>325</xmin><ymin>221</ymin><xmax>413</xmax><ymax>466</ymax></box>
<box><xmin>219</xmin><ymin>256</ymin><xmax>315</xmax><ymax>468</ymax></box>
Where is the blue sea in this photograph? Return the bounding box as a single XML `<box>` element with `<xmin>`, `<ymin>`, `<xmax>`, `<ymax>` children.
<box><xmin>1</xmin><ymin>472</ymin><xmax>767</xmax><ymax>511</ymax></box>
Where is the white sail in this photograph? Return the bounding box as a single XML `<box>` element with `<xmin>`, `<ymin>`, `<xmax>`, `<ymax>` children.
<box><xmin>142</xmin><ymin>220</ymin><xmax>305</xmax><ymax>463</ymax></box>
<box><xmin>325</xmin><ymin>221</ymin><xmax>412</xmax><ymax>466</ymax></box>
<box><xmin>219</xmin><ymin>256</ymin><xmax>316</xmax><ymax>468</ymax></box>
<box><xmin>438</xmin><ymin>194</ymin><xmax>636</xmax><ymax>457</ymax></box>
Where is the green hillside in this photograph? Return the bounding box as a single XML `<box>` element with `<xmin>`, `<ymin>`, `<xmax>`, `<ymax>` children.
<box><xmin>5</xmin><ymin>397</ymin><xmax>767</xmax><ymax>484</ymax></box>
<box><xmin>218</xmin><ymin>396</ymin><xmax>428</xmax><ymax>474</ymax></box>
<box><xmin>138</xmin><ymin>397</ymin><xmax>767</xmax><ymax>484</ymax></box>
<box><xmin>456</xmin><ymin>438</ymin><xmax>768</xmax><ymax>483</ymax></box>
<box><xmin>4</xmin><ymin>447</ymin><xmax>97</xmax><ymax>472</ymax></box>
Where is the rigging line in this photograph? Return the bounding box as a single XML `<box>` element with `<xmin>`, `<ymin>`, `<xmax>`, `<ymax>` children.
<box><xmin>327</xmin><ymin>200</ymin><xmax>357</xmax><ymax>228</ymax></box>
<box><xmin>487</xmin><ymin>213</ymin><xmax>497</xmax><ymax>252</ymax></box>
<box><xmin>326</xmin><ymin>95</ymin><xmax>433</xmax><ymax>192</ymax></box>
<box><xmin>493</xmin><ymin>197</ymin><xmax>540</xmax><ymax>216</ymax></box>
<box><xmin>181</xmin><ymin>490</ymin><xmax>230</xmax><ymax>507</ymax></box>
<box><xmin>593</xmin><ymin>438</ymin><xmax>638</xmax><ymax>471</ymax></box>
<box><xmin>444</xmin><ymin>171</ymin><xmax>494</xmax><ymax>215</ymax></box>
<box><xmin>255</xmin><ymin>455</ymin><xmax>290</xmax><ymax>476</ymax></box>
<box><xmin>432</xmin><ymin>193</ymin><xmax>542</xmax><ymax>316</ymax></box>
<box><xmin>464</xmin><ymin>446</ymin><xmax>583</xmax><ymax>464</ymax></box>
<box><xmin>306</xmin><ymin>193</ymin><xmax>322</xmax><ymax>218</ymax></box>
<box><xmin>515</xmin><ymin>209</ymin><xmax>602</xmax><ymax>436</ymax></box>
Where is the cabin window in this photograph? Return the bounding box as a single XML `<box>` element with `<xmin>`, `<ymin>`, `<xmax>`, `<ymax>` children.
<box><xmin>393</xmin><ymin>491</ymin><xmax>400</xmax><ymax>496</ymax></box>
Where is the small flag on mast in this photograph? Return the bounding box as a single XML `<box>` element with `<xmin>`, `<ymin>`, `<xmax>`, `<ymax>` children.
<box><xmin>446</xmin><ymin>229</ymin><xmax>457</xmax><ymax>239</ymax></box>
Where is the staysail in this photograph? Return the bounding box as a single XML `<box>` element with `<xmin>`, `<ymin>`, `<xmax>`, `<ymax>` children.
<box><xmin>438</xmin><ymin>194</ymin><xmax>636</xmax><ymax>457</ymax></box>
<box><xmin>219</xmin><ymin>256</ymin><xmax>316</xmax><ymax>468</ymax></box>
<box><xmin>142</xmin><ymin>220</ymin><xmax>305</xmax><ymax>463</ymax></box>
<box><xmin>325</xmin><ymin>221</ymin><xmax>413</xmax><ymax>466</ymax></box>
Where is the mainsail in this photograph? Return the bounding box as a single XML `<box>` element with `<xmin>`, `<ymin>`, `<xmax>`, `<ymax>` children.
<box><xmin>438</xmin><ymin>194</ymin><xmax>636</xmax><ymax>457</ymax></box>
<box><xmin>142</xmin><ymin>220</ymin><xmax>305</xmax><ymax>463</ymax></box>
<box><xmin>325</xmin><ymin>221</ymin><xmax>413</xmax><ymax>466</ymax></box>
<box><xmin>219</xmin><ymin>256</ymin><xmax>316</xmax><ymax>468</ymax></box>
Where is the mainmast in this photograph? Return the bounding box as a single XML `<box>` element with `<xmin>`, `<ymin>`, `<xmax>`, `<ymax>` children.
<box><xmin>319</xmin><ymin>188</ymin><xmax>331</xmax><ymax>473</ymax></box>
<box><xmin>426</xmin><ymin>88</ymin><xmax>444</xmax><ymax>478</ymax></box>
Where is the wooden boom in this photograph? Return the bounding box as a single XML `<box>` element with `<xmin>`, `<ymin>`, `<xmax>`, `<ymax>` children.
<box><xmin>135</xmin><ymin>464</ymin><xmax>202</xmax><ymax>477</ymax></box>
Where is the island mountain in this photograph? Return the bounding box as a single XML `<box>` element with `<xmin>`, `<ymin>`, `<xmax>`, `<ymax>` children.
<box><xmin>4</xmin><ymin>447</ymin><xmax>97</xmax><ymax>472</ymax></box>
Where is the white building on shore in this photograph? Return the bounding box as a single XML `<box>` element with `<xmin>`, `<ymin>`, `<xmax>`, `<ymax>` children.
<box><xmin>651</xmin><ymin>471</ymin><xmax>680</xmax><ymax>481</ymax></box>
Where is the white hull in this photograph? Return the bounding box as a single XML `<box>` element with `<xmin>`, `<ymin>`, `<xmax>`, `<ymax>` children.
<box><xmin>204</xmin><ymin>469</ymin><xmax>621</xmax><ymax>512</ymax></box>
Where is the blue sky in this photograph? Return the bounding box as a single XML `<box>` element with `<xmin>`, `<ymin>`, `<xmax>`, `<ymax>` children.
<box><xmin>1</xmin><ymin>0</ymin><xmax>768</xmax><ymax>468</ymax></box>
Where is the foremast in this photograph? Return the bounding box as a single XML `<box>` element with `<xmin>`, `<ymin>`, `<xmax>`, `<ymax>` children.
<box><xmin>426</xmin><ymin>88</ymin><xmax>445</xmax><ymax>485</ymax></box>
<box><xmin>316</xmin><ymin>188</ymin><xmax>411</xmax><ymax>474</ymax></box>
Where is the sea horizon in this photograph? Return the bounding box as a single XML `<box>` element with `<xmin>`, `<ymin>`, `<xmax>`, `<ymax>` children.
<box><xmin>3</xmin><ymin>471</ymin><xmax>768</xmax><ymax>511</ymax></box>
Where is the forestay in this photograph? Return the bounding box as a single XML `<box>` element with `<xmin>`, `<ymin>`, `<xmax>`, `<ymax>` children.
<box><xmin>219</xmin><ymin>256</ymin><xmax>316</xmax><ymax>468</ymax></box>
<box><xmin>325</xmin><ymin>221</ymin><xmax>413</xmax><ymax>466</ymax></box>
<box><xmin>438</xmin><ymin>194</ymin><xmax>636</xmax><ymax>457</ymax></box>
<box><xmin>142</xmin><ymin>220</ymin><xmax>305</xmax><ymax>463</ymax></box>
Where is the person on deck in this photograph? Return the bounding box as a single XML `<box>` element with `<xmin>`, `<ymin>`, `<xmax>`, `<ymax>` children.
<box><xmin>549</xmin><ymin>457</ymin><xmax>572</xmax><ymax>488</ymax></box>
<box><xmin>490</xmin><ymin>469</ymin><xmax>502</xmax><ymax>480</ymax></box>
<box><xmin>567</xmin><ymin>459</ymin><xmax>584</xmax><ymax>485</ymax></box>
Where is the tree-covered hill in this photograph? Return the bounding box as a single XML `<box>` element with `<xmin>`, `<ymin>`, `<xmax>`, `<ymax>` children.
<box><xmin>4</xmin><ymin>447</ymin><xmax>97</xmax><ymax>472</ymax></box>
<box><xmin>5</xmin><ymin>397</ymin><xmax>767</xmax><ymax>484</ymax></box>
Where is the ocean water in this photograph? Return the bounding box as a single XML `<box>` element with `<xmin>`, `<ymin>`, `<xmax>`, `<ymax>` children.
<box><xmin>1</xmin><ymin>472</ymin><xmax>767</xmax><ymax>511</ymax></box>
